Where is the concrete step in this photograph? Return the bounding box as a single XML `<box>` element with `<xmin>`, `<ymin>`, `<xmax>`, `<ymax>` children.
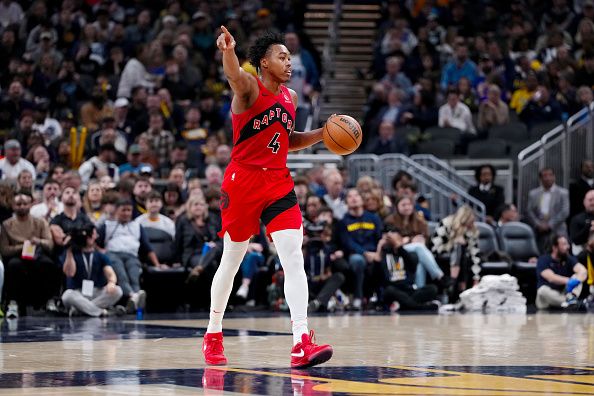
<box><xmin>338</xmin><ymin>46</ymin><xmax>374</xmax><ymax>54</ymax></box>
<box><xmin>304</xmin><ymin>11</ymin><xmax>333</xmax><ymax>19</ymax></box>
<box><xmin>337</xmin><ymin>29</ymin><xmax>376</xmax><ymax>37</ymax></box>
<box><xmin>305</xmin><ymin>20</ymin><xmax>331</xmax><ymax>28</ymax></box>
<box><xmin>338</xmin><ymin>20</ymin><xmax>376</xmax><ymax>28</ymax></box>
<box><xmin>338</xmin><ymin>37</ymin><xmax>375</xmax><ymax>45</ymax></box>
<box><xmin>341</xmin><ymin>12</ymin><xmax>381</xmax><ymax>19</ymax></box>
<box><xmin>307</xmin><ymin>3</ymin><xmax>336</xmax><ymax>11</ymax></box>
<box><xmin>335</xmin><ymin>53</ymin><xmax>372</xmax><ymax>61</ymax></box>
<box><xmin>342</xmin><ymin>4</ymin><xmax>381</xmax><ymax>11</ymax></box>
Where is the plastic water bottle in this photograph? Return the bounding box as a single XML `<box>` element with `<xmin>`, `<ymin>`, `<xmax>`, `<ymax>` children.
<box><xmin>136</xmin><ymin>307</ymin><xmax>144</xmax><ymax>320</ymax></box>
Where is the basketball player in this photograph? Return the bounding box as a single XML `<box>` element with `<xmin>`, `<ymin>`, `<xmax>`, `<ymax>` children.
<box><xmin>202</xmin><ymin>26</ymin><xmax>333</xmax><ymax>368</ymax></box>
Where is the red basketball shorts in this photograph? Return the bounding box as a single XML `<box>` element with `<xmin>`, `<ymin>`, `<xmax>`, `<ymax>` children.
<box><xmin>218</xmin><ymin>161</ymin><xmax>302</xmax><ymax>242</ymax></box>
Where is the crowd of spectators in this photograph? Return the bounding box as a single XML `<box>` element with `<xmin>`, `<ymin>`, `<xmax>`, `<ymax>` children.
<box><xmin>363</xmin><ymin>0</ymin><xmax>594</xmax><ymax>156</ymax></box>
<box><xmin>0</xmin><ymin>0</ymin><xmax>592</xmax><ymax>318</ymax></box>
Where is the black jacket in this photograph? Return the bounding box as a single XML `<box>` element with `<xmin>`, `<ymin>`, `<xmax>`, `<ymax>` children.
<box><xmin>468</xmin><ymin>184</ymin><xmax>505</xmax><ymax>218</ymax></box>
<box><xmin>569</xmin><ymin>178</ymin><xmax>594</xmax><ymax>219</ymax></box>
<box><xmin>569</xmin><ymin>211</ymin><xmax>594</xmax><ymax>246</ymax></box>
<box><xmin>174</xmin><ymin>211</ymin><xmax>221</xmax><ymax>267</ymax></box>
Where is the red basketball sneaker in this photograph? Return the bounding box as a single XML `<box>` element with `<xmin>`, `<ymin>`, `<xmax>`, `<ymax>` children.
<box><xmin>202</xmin><ymin>332</ymin><xmax>227</xmax><ymax>365</ymax></box>
<box><xmin>290</xmin><ymin>330</ymin><xmax>333</xmax><ymax>368</ymax></box>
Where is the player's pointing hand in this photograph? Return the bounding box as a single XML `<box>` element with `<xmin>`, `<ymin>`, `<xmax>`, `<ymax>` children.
<box><xmin>217</xmin><ymin>25</ymin><xmax>236</xmax><ymax>52</ymax></box>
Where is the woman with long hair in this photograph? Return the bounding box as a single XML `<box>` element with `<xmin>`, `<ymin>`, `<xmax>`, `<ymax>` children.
<box><xmin>175</xmin><ymin>195</ymin><xmax>220</xmax><ymax>273</ymax></box>
<box><xmin>431</xmin><ymin>205</ymin><xmax>481</xmax><ymax>292</ymax></box>
<box><xmin>363</xmin><ymin>188</ymin><xmax>392</xmax><ymax>220</ymax></box>
<box><xmin>384</xmin><ymin>196</ymin><xmax>446</xmax><ymax>287</ymax></box>
<box><xmin>175</xmin><ymin>195</ymin><xmax>221</xmax><ymax>309</ymax></box>
<box><xmin>82</xmin><ymin>180</ymin><xmax>103</xmax><ymax>223</ymax></box>
<box><xmin>0</xmin><ymin>182</ymin><xmax>14</xmax><ymax>223</ymax></box>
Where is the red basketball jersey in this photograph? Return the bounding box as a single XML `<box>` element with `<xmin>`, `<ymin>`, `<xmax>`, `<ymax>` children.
<box><xmin>230</xmin><ymin>78</ymin><xmax>296</xmax><ymax>169</ymax></box>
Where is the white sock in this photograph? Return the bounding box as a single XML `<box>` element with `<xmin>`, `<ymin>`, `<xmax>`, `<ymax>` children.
<box><xmin>206</xmin><ymin>233</ymin><xmax>249</xmax><ymax>334</ymax></box>
<box><xmin>271</xmin><ymin>227</ymin><xmax>309</xmax><ymax>345</ymax></box>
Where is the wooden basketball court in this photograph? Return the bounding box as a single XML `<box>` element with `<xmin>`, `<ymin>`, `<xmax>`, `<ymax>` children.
<box><xmin>0</xmin><ymin>312</ymin><xmax>593</xmax><ymax>395</ymax></box>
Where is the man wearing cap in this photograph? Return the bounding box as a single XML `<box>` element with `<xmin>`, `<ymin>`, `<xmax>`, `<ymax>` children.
<box><xmin>31</xmin><ymin>30</ymin><xmax>63</xmax><ymax>67</ymax></box>
<box><xmin>113</xmin><ymin>97</ymin><xmax>133</xmax><ymax>136</ymax></box>
<box><xmin>119</xmin><ymin>144</ymin><xmax>152</xmax><ymax>177</ymax></box>
<box><xmin>78</xmin><ymin>143</ymin><xmax>120</xmax><ymax>185</ymax></box>
<box><xmin>0</xmin><ymin>139</ymin><xmax>36</xmax><ymax>181</ymax></box>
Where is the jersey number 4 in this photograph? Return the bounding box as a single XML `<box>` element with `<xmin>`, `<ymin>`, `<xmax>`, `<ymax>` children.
<box><xmin>267</xmin><ymin>132</ymin><xmax>281</xmax><ymax>154</ymax></box>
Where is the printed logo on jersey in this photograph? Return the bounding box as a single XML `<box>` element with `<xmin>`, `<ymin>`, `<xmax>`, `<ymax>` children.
<box><xmin>220</xmin><ymin>189</ymin><xmax>230</xmax><ymax>210</ymax></box>
<box><xmin>235</xmin><ymin>103</ymin><xmax>294</xmax><ymax>146</ymax></box>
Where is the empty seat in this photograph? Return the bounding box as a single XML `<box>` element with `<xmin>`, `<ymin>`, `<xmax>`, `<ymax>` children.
<box><xmin>489</xmin><ymin>122</ymin><xmax>529</xmax><ymax>141</ymax></box>
<box><xmin>425</xmin><ymin>126</ymin><xmax>462</xmax><ymax>141</ymax></box>
<box><xmin>529</xmin><ymin>121</ymin><xmax>560</xmax><ymax>140</ymax></box>
<box><xmin>476</xmin><ymin>221</ymin><xmax>511</xmax><ymax>273</ymax></box>
<box><xmin>144</xmin><ymin>227</ymin><xmax>176</xmax><ymax>264</ymax></box>
<box><xmin>497</xmin><ymin>221</ymin><xmax>540</xmax><ymax>302</ymax></box>
<box><xmin>417</xmin><ymin>139</ymin><xmax>456</xmax><ymax>158</ymax></box>
<box><xmin>497</xmin><ymin>222</ymin><xmax>540</xmax><ymax>268</ymax></box>
<box><xmin>467</xmin><ymin>138</ymin><xmax>507</xmax><ymax>158</ymax></box>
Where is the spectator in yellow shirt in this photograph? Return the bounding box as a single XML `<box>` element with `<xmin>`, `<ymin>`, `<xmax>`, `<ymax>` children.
<box><xmin>510</xmin><ymin>72</ymin><xmax>539</xmax><ymax>114</ymax></box>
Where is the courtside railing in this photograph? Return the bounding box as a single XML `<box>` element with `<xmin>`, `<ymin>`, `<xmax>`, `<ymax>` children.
<box><xmin>517</xmin><ymin>104</ymin><xmax>594</xmax><ymax>213</ymax></box>
<box><xmin>347</xmin><ymin>154</ymin><xmax>486</xmax><ymax>221</ymax></box>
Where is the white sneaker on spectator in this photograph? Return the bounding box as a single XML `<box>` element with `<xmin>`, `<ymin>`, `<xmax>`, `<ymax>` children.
<box><xmin>46</xmin><ymin>299</ymin><xmax>58</xmax><ymax>313</ymax></box>
<box><xmin>68</xmin><ymin>306</ymin><xmax>79</xmax><ymax>317</ymax></box>
<box><xmin>389</xmin><ymin>301</ymin><xmax>400</xmax><ymax>313</ymax></box>
<box><xmin>352</xmin><ymin>298</ymin><xmax>362</xmax><ymax>311</ymax></box>
<box><xmin>7</xmin><ymin>301</ymin><xmax>18</xmax><ymax>319</ymax></box>
<box><xmin>335</xmin><ymin>290</ymin><xmax>349</xmax><ymax>309</ymax></box>
<box><xmin>327</xmin><ymin>296</ymin><xmax>338</xmax><ymax>312</ymax></box>
<box><xmin>131</xmin><ymin>290</ymin><xmax>147</xmax><ymax>310</ymax></box>
<box><xmin>236</xmin><ymin>284</ymin><xmax>249</xmax><ymax>299</ymax></box>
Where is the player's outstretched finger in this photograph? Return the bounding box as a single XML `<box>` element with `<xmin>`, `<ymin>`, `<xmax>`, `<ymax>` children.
<box><xmin>221</xmin><ymin>25</ymin><xmax>231</xmax><ymax>36</ymax></box>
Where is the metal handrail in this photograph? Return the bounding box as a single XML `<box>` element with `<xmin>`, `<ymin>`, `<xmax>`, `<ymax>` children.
<box><xmin>347</xmin><ymin>154</ymin><xmax>486</xmax><ymax>221</ymax></box>
<box><xmin>410</xmin><ymin>154</ymin><xmax>473</xmax><ymax>190</ymax></box>
<box><xmin>517</xmin><ymin>104</ymin><xmax>594</xmax><ymax>212</ymax></box>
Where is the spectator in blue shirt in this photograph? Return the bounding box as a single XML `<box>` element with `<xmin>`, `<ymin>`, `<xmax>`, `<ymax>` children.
<box><xmin>61</xmin><ymin>224</ymin><xmax>123</xmax><ymax>317</ymax></box>
<box><xmin>337</xmin><ymin>189</ymin><xmax>382</xmax><ymax>310</ymax></box>
<box><xmin>118</xmin><ymin>144</ymin><xmax>152</xmax><ymax>177</ymax></box>
<box><xmin>440</xmin><ymin>42</ymin><xmax>478</xmax><ymax>91</ymax></box>
<box><xmin>536</xmin><ymin>234</ymin><xmax>587</xmax><ymax>309</ymax></box>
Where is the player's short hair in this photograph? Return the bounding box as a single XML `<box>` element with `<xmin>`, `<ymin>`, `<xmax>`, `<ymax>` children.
<box><xmin>248</xmin><ymin>31</ymin><xmax>286</xmax><ymax>71</ymax></box>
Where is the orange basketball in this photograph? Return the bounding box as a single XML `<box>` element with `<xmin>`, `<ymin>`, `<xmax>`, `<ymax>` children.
<box><xmin>323</xmin><ymin>114</ymin><xmax>363</xmax><ymax>155</ymax></box>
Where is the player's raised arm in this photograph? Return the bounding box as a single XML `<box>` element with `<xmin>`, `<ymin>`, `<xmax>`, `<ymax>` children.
<box><xmin>216</xmin><ymin>26</ymin><xmax>257</xmax><ymax>106</ymax></box>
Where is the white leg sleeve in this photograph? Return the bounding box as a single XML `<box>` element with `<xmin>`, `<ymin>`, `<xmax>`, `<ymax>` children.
<box><xmin>271</xmin><ymin>227</ymin><xmax>309</xmax><ymax>344</ymax></box>
<box><xmin>206</xmin><ymin>232</ymin><xmax>249</xmax><ymax>333</ymax></box>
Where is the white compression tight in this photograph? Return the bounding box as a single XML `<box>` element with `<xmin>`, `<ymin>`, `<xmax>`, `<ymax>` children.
<box><xmin>206</xmin><ymin>228</ymin><xmax>309</xmax><ymax>345</ymax></box>
<box><xmin>271</xmin><ymin>227</ymin><xmax>309</xmax><ymax>345</ymax></box>
<box><xmin>207</xmin><ymin>232</ymin><xmax>249</xmax><ymax>333</ymax></box>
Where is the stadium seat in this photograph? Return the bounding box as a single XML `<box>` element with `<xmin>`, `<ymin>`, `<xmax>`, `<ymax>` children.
<box><xmin>425</xmin><ymin>126</ymin><xmax>462</xmax><ymax>141</ymax></box>
<box><xmin>144</xmin><ymin>227</ymin><xmax>176</xmax><ymax>264</ymax></box>
<box><xmin>467</xmin><ymin>138</ymin><xmax>507</xmax><ymax>158</ymax></box>
<box><xmin>497</xmin><ymin>222</ymin><xmax>540</xmax><ymax>268</ymax></box>
<box><xmin>141</xmin><ymin>227</ymin><xmax>186</xmax><ymax>312</ymax></box>
<box><xmin>475</xmin><ymin>221</ymin><xmax>511</xmax><ymax>274</ymax></box>
<box><xmin>529</xmin><ymin>121</ymin><xmax>561</xmax><ymax>140</ymax></box>
<box><xmin>488</xmin><ymin>122</ymin><xmax>528</xmax><ymax>141</ymax></box>
<box><xmin>497</xmin><ymin>221</ymin><xmax>540</xmax><ymax>302</ymax></box>
<box><xmin>417</xmin><ymin>139</ymin><xmax>456</xmax><ymax>158</ymax></box>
